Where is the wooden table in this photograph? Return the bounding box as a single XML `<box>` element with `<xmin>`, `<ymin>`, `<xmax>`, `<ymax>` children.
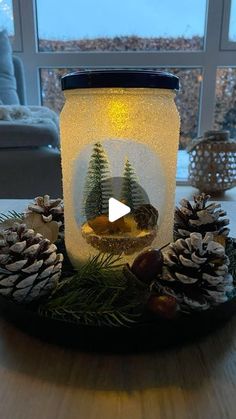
<box><xmin>0</xmin><ymin>198</ymin><xmax>236</xmax><ymax>419</ymax></box>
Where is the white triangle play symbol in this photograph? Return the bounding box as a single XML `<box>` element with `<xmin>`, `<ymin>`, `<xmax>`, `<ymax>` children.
<box><xmin>108</xmin><ymin>198</ymin><xmax>131</xmax><ymax>222</ymax></box>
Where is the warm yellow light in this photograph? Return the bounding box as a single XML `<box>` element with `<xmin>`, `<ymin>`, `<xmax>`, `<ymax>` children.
<box><xmin>107</xmin><ymin>96</ymin><xmax>129</xmax><ymax>131</ymax></box>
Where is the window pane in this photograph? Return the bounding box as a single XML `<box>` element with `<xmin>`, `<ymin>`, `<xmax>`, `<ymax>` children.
<box><xmin>40</xmin><ymin>68</ymin><xmax>73</xmax><ymax>113</ymax></box>
<box><xmin>40</xmin><ymin>67</ymin><xmax>202</xmax><ymax>179</ymax></box>
<box><xmin>0</xmin><ymin>0</ymin><xmax>14</xmax><ymax>35</ymax></box>
<box><xmin>36</xmin><ymin>0</ymin><xmax>207</xmax><ymax>52</ymax></box>
<box><xmin>214</xmin><ymin>68</ymin><xmax>236</xmax><ymax>137</ymax></box>
<box><xmin>229</xmin><ymin>0</ymin><xmax>236</xmax><ymax>41</ymax></box>
<box><xmin>170</xmin><ymin>68</ymin><xmax>202</xmax><ymax>150</ymax></box>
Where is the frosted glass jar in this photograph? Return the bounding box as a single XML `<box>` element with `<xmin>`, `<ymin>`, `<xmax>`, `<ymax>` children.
<box><xmin>60</xmin><ymin>70</ymin><xmax>180</xmax><ymax>267</ymax></box>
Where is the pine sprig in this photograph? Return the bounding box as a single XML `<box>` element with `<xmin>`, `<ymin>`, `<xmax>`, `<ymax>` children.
<box><xmin>74</xmin><ymin>253</ymin><xmax>125</xmax><ymax>285</ymax></box>
<box><xmin>39</xmin><ymin>253</ymin><xmax>149</xmax><ymax>327</ymax></box>
<box><xmin>0</xmin><ymin>210</ymin><xmax>24</xmax><ymax>223</ymax></box>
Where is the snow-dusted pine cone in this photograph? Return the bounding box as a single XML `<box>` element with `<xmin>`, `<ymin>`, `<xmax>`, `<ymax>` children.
<box><xmin>174</xmin><ymin>193</ymin><xmax>230</xmax><ymax>240</ymax></box>
<box><xmin>133</xmin><ymin>204</ymin><xmax>159</xmax><ymax>230</ymax></box>
<box><xmin>0</xmin><ymin>223</ymin><xmax>63</xmax><ymax>303</ymax></box>
<box><xmin>155</xmin><ymin>232</ymin><xmax>234</xmax><ymax>311</ymax></box>
<box><xmin>27</xmin><ymin>195</ymin><xmax>64</xmax><ymax>225</ymax></box>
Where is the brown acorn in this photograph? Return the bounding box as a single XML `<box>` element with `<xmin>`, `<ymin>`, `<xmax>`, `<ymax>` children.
<box><xmin>131</xmin><ymin>249</ymin><xmax>164</xmax><ymax>284</ymax></box>
<box><xmin>147</xmin><ymin>295</ymin><xmax>177</xmax><ymax>319</ymax></box>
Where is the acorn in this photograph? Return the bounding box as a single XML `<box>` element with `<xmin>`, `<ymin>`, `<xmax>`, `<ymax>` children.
<box><xmin>147</xmin><ymin>295</ymin><xmax>177</xmax><ymax>319</ymax></box>
<box><xmin>131</xmin><ymin>249</ymin><xmax>164</xmax><ymax>284</ymax></box>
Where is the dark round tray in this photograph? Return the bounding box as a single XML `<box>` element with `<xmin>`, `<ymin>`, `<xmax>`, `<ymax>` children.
<box><xmin>0</xmin><ymin>294</ymin><xmax>236</xmax><ymax>353</ymax></box>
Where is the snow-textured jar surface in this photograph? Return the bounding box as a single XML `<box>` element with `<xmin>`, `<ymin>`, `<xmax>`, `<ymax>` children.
<box><xmin>60</xmin><ymin>70</ymin><xmax>180</xmax><ymax>267</ymax></box>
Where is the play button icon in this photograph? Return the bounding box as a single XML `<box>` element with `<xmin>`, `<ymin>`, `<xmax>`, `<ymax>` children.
<box><xmin>108</xmin><ymin>198</ymin><xmax>131</xmax><ymax>222</ymax></box>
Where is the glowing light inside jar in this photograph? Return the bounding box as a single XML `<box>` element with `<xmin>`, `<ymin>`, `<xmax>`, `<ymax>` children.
<box><xmin>107</xmin><ymin>96</ymin><xmax>130</xmax><ymax>131</ymax></box>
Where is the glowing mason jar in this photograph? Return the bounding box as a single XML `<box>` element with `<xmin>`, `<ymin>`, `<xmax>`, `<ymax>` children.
<box><xmin>60</xmin><ymin>70</ymin><xmax>180</xmax><ymax>267</ymax></box>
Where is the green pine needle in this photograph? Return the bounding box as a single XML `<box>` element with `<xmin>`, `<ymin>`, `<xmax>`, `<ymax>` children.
<box><xmin>0</xmin><ymin>210</ymin><xmax>24</xmax><ymax>223</ymax></box>
<box><xmin>39</xmin><ymin>253</ymin><xmax>149</xmax><ymax>328</ymax></box>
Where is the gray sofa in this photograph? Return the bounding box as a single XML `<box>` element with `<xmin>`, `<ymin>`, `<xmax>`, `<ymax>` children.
<box><xmin>0</xmin><ymin>56</ymin><xmax>62</xmax><ymax>198</ymax></box>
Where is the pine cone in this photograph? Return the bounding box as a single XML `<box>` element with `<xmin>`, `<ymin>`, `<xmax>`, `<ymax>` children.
<box><xmin>0</xmin><ymin>223</ymin><xmax>63</xmax><ymax>303</ymax></box>
<box><xmin>133</xmin><ymin>204</ymin><xmax>159</xmax><ymax>230</ymax></box>
<box><xmin>27</xmin><ymin>195</ymin><xmax>64</xmax><ymax>225</ymax></box>
<box><xmin>174</xmin><ymin>193</ymin><xmax>230</xmax><ymax>240</ymax></box>
<box><xmin>155</xmin><ymin>232</ymin><xmax>233</xmax><ymax>311</ymax></box>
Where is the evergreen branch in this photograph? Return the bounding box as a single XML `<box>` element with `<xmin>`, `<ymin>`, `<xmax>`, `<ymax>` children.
<box><xmin>73</xmin><ymin>253</ymin><xmax>125</xmax><ymax>285</ymax></box>
<box><xmin>40</xmin><ymin>302</ymin><xmax>140</xmax><ymax>327</ymax></box>
<box><xmin>39</xmin><ymin>253</ymin><xmax>149</xmax><ymax>328</ymax></box>
<box><xmin>0</xmin><ymin>210</ymin><xmax>24</xmax><ymax>223</ymax></box>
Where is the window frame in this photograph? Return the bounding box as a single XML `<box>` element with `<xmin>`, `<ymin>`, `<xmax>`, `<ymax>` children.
<box><xmin>10</xmin><ymin>0</ymin><xmax>22</xmax><ymax>51</ymax></box>
<box><xmin>10</xmin><ymin>0</ymin><xmax>236</xmax><ymax>182</ymax></box>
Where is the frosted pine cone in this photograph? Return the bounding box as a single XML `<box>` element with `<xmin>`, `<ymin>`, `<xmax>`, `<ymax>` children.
<box><xmin>133</xmin><ymin>204</ymin><xmax>159</xmax><ymax>230</ymax></box>
<box><xmin>0</xmin><ymin>223</ymin><xmax>63</xmax><ymax>303</ymax></box>
<box><xmin>174</xmin><ymin>193</ymin><xmax>230</xmax><ymax>240</ymax></box>
<box><xmin>27</xmin><ymin>195</ymin><xmax>64</xmax><ymax>225</ymax></box>
<box><xmin>155</xmin><ymin>232</ymin><xmax>234</xmax><ymax>311</ymax></box>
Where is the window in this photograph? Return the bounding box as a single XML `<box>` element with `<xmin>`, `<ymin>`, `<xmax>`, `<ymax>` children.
<box><xmin>214</xmin><ymin>67</ymin><xmax>236</xmax><ymax>137</ymax></box>
<box><xmin>36</xmin><ymin>0</ymin><xmax>207</xmax><ymax>52</ymax></box>
<box><xmin>3</xmin><ymin>0</ymin><xmax>236</xmax><ymax>181</ymax></box>
<box><xmin>229</xmin><ymin>0</ymin><xmax>236</xmax><ymax>41</ymax></box>
<box><xmin>0</xmin><ymin>0</ymin><xmax>14</xmax><ymax>35</ymax></box>
<box><xmin>0</xmin><ymin>0</ymin><xmax>21</xmax><ymax>50</ymax></box>
<box><xmin>221</xmin><ymin>0</ymin><xmax>236</xmax><ymax>49</ymax></box>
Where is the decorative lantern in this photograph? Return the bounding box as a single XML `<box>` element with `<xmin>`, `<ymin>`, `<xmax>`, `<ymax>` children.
<box><xmin>60</xmin><ymin>70</ymin><xmax>180</xmax><ymax>267</ymax></box>
<box><xmin>188</xmin><ymin>130</ymin><xmax>236</xmax><ymax>194</ymax></box>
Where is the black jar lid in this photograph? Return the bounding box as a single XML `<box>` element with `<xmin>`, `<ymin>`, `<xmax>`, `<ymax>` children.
<box><xmin>61</xmin><ymin>69</ymin><xmax>179</xmax><ymax>91</ymax></box>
